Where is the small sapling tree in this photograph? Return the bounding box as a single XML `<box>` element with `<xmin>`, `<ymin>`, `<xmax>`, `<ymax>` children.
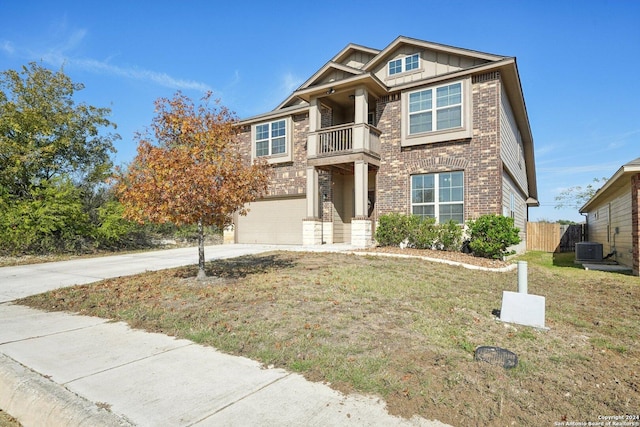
<box><xmin>116</xmin><ymin>92</ymin><xmax>270</xmax><ymax>279</ymax></box>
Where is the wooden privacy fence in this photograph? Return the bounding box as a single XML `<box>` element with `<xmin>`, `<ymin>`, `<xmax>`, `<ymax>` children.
<box><xmin>526</xmin><ymin>222</ymin><xmax>584</xmax><ymax>252</ymax></box>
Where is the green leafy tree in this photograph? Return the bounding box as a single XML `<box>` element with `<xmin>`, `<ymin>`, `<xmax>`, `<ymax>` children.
<box><xmin>0</xmin><ymin>62</ymin><xmax>120</xmax><ymax>253</ymax></box>
<box><xmin>554</xmin><ymin>177</ymin><xmax>608</xmax><ymax>210</ymax></box>
<box><xmin>116</xmin><ymin>92</ymin><xmax>270</xmax><ymax>279</ymax></box>
<box><xmin>0</xmin><ymin>178</ymin><xmax>90</xmax><ymax>253</ymax></box>
<box><xmin>0</xmin><ymin>62</ymin><xmax>119</xmax><ymax>196</ymax></box>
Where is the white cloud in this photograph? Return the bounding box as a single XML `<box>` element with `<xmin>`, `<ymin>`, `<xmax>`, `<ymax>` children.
<box><xmin>280</xmin><ymin>71</ymin><xmax>303</xmax><ymax>95</ymax></box>
<box><xmin>72</xmin><ymin>57</ymin><xmax>212</xmax><ymax>92</ymax></box>
<box><xmin>2</xmin><ymin>27</ymin><xmax>212</xmax><ymax>93</ymax></box>
<box><xmin>0</xmin><ymin>40</ymin><xmax>14</xmax><ymax>54</ymax></box>
<box><xmin>537</xmin><ymin>161</ymin><xmax>621</xmax><ymax>175</ymax></box>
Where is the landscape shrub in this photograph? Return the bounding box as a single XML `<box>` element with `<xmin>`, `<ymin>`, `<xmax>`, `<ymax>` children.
<box><xmin>436</xmin><ymin>220</ymin><xmax>464</xmax><ymax>251</ymax></box>
<box><xmin>375</xmin><ymin>213</ymin><xmax>419</xmax><ymax>247</ymax></box>
<box><xmin>0</xmin><ymin>178</ymin><xmax>91</xmax><ymax>254</ymax></box>
<box><xmin>94</xmin><ymin>201</ymin><xmax>147</xmax><ymax>249</ymax></box>
<box><xmin>409</xmin><ymin>217</ymin><xmax>438</xmax><ymax>249</ymax></box>
<box><xmin>467</xmin><ymin>214</ymin><xmax>520</xmax><ymax>259</ymax></box>
<box><xmin>375</xmin><ymin>213</ymin><xmax>463</xmax><ymax>251</ymax></box>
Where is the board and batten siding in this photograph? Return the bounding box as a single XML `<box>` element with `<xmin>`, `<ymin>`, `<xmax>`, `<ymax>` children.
<box><xmin>585</xmin><ymin>184</ymin><xmax>633</xmax><ymax>268</ymax></box>
<box><xmin>374</xmin><ymin>47</ymin><xmax>486</xmax><ymax>87</ymax></box>
<box><xmin>499</xmin><ymin>85</ymin><xmax>529</xmax><ymax>196</ymax></box>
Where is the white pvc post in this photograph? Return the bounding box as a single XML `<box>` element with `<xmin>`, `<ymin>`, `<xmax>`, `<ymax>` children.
<box><xmin>517</xmin><ymin>261</ymin><xmax>528</xmax><ymax>294</ymax></box>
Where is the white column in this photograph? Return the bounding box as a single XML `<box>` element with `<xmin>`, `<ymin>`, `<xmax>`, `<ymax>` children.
<box><xmin>309</xmin><ymin>97</ymin><xmax>321</xmax><ymax>132</ymax></box>
<box><xmin>306</xmin><ymin>166</ymin><xmax>319</xmax><ymax>219</ymax></box>
<box><xmin>354</xmin><ymin>87</ymin><xmax>368</xmax><ymax>125</ymax></box>
<box><xmin>354</xmin><ymin>160</ymin><xmax>368</xmax><ymax>218</ymax></box>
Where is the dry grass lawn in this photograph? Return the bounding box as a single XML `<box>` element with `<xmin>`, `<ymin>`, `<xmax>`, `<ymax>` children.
<box><xmin>18</xmin><ymin>250</ymin><xmax>640</xmax><ymax>426</ymax></box>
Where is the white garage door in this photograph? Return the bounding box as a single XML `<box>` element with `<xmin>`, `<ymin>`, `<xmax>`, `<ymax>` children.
<box><xmin>236</xmin><ymin>197</ymin><xmax>306</xmax><ymax>244</ymax></box>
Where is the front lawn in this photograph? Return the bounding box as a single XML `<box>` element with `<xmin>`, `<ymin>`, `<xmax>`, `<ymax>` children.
<box><xmin>18</xmin><ymin>251</ymin><xmax>639</xmax><ymax>426</ymax></box>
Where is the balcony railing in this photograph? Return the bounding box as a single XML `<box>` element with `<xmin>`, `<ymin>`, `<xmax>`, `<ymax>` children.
<box><xmin>308</xmin><ymin>123</ymin><xmax>381</xmax><ymax>158</ymax></box>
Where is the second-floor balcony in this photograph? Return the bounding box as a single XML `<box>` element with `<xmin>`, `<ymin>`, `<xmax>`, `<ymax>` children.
<box><xmin>307</xmin><ymin>123</ymin><xmax>381</xmax><ymax>162</ymax></box>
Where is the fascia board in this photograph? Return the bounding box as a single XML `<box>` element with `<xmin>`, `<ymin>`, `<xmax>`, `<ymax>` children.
<box><xmin>363</xmin><ymin>35</ymin><xmax>505</xmax><ymax>72</ymax></box>
<box><xmin>580</xmin><ymin>162</ymin><xmax>640</xmax><ymax>213</ymax></box>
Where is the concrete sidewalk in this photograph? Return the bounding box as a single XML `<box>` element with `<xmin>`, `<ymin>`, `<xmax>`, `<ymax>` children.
<box><xmin>0</xmin><ymin>245</ymin><xmax>450</xmax><ymax>426</ymax></box>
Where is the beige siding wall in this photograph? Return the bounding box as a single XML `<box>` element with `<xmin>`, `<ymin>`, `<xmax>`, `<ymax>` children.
<box><xmin>500</xmin><ymin>85</ymin><xmax>529</xmax><ymax>195</ymax></box>
<box><xmin>341</xmin><ymin>51</ymin><xmax>376</xmax><ymax>69</ymax></box>
<box><xmin>502</xmin><ymin>172</ymin><xmax>527</xmax><ymax>254</ymax></box>
<box><xmin>374</xmin><ymin>47</ymin><xmax>485</xmax><ymax>87</ymax></box>
<box><xmin>586</xmin><ymin>184</ymin><xmax>633</xmax><ymax>268</ymax></box>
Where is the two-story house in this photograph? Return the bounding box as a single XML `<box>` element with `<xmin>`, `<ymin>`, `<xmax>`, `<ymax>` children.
<box><xmin>227</xmin><ymin>36</ymin><xmax>538</xmax><ymax>250</ymax></box>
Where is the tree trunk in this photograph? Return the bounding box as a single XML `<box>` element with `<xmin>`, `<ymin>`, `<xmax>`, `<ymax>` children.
<box><xmin>197</xmin><ymin>219</ymin><xmax>207</xmax><ymax>280</ymax></box>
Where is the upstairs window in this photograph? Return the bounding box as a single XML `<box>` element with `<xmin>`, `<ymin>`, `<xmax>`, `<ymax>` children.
<box><xmin>256</xmin><ymin>119</ymin><xmax>286</xmax><ymax>157</ymax></box>
<box><xmin>411</xmin><ymin>171</ymin><xmax>464</xmax><ymax>224</ymax></box>
<box><xmin>408</xmin><ymin>82</ymin><xmax>462</xmax><ymax>134</ymax></box>
<box><xmin>388</xmin><ymin>53</ymin><xmax>420</xmax><ymax>76</ymax></box>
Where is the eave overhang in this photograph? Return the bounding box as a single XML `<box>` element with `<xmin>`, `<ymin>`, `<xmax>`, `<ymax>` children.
<box><xmin>580</xmin><ymin>159</ymin><xmax>640</xmax><ymax>213</ymax></box>
<box><xmin>292</xmin><ymin>72</ymin><xmax>389</xmax><ymax>103</ymax></box>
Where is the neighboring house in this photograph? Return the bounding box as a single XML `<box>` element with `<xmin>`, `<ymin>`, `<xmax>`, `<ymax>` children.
<box><xmin>579</xmin><ymin>158</ymin><xmax>640</xmax><ymax>276</ymax></box>
<box><xmin>228</xmin><ymin>36</ymin><xmax>538</xmax><ymax>250</ymax></box>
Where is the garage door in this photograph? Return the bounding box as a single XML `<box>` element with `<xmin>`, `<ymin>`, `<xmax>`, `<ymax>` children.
<box><xmin>236</xmin><ymin>197</ymin><xmax>306</xmax><ymax>244</ymax></box>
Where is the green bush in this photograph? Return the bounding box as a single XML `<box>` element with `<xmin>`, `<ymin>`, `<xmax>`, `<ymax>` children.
<box><xmin>467</xmin><ymin>214</ymin><xmax>520</xmax><ymax>259</ymax></box>
<box><xmin>94</xmin><ymin>201</ymin><xmax>147</xmax><ymax>249</ymax></box>
<box><xmin>409</xmin><ymin>217</ymin><xmax>438</xmax><ymax>249</ymax></box>
<box><xmin>375</xmin><ymin>213</ymin><xmax>418</xmax><ymax>247</ymax></box>
<box><xmin>0</xmin><ymin>178</ymin><xmax>91</xmax><ymax>254</ymax></box>
<box><xmin>437</xmin><ymin>220</ymin><xmax>464</xmax><ymax>251</ymax></box>
<box><xmin>375</xmin><ymin>213</ymin><xmax>463</xmax><ymax>251</ymax></box>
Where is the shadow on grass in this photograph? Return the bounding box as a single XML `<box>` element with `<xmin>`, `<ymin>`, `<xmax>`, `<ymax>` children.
<box><xmin>174</xmin><ymin>253</ymin><xmax>297</xmax><ymax>279</ymax></box>
<box><xmin>552</xmin><ymin>252</ymin><xmax>583</xmax><ymax>268</ymax></box>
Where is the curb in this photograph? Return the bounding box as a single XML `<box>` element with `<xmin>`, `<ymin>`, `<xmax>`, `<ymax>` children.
<box><xmin>0</xmin><ymin>353</ymin><xmax>133</xmax><ymax>427</ymax></box>
<box><xmin>351</xmin><ymin>251</ymin><xmax>518</xmax><ymax>272</ymax></box>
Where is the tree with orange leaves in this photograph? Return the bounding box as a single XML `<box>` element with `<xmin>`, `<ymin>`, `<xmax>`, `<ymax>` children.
<box><xmin>116</xmin><ymin>92</ymin><xmax>270</xmax><ymax>279</ymax></box>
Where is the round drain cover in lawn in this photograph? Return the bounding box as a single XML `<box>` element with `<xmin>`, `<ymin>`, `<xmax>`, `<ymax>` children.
<box><xmin>475</xmin><ymin>346</ymin><xmax>518</xmax><ymax>369</ymax></box>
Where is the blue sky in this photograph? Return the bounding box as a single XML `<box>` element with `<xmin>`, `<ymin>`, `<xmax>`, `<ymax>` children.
<box><xmin>1</xmin><ymin>0</ymin><xmax>638</xmax><ymax>222</ymax></box>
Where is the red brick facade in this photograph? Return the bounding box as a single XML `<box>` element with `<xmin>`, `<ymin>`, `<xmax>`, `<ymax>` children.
<box><xmin>237</xmin><ymin>72</ymin><xmax>511</xmax><ymax>224</ymax></box>
<box><xmin>375</xmin><ymin>72</ymin><xmax>503</xmax><ymax>219</ymax></box>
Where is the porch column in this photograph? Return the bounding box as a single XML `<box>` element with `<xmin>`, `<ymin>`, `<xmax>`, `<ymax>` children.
<box><xmin>354</xmin><ymin>160</ymin><xmax>368</xmax><ymax>218</ymax></box>
<box><xmin>352</xmin><ymin>160</ymin><xmax>372</xmax><ymax>248</ymax></box>
<box><xmin>307</xmin><ymin>98</ymin><xmax>321</xmax><ymax>157</ymax></box>
<box><xmin>303</xmin><ymin>166</ymin><xmax>322</xmax><ymax>245</ymax></box>
<box><xmin>354</xmin><ymin>87</ymin><xmax>368</xmax><ymax>125</ymax></box>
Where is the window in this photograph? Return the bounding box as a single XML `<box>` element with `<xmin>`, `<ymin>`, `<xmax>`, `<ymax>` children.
<box><xmin>388</xmin><ymin>53</ymin><xmax>420</xmax><ymax>76</ymax></box>
<box><xmin>411</xmin><ymin>171</ymin><xmax>464</xmax><ymax>223</ymax></box>
<box><xmin>256</xmin><ymin>119</ymin><xmax>286</xmax><ymax>157</ymax></box>
<box><xmin>408</xmin><ymin>82</ymin><xmax>462</xmax><ymax>134</ymax></box>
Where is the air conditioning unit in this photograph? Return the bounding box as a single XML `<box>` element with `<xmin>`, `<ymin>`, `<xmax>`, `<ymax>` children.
<box><xmin>575</xmin><ymin>242</ymin><xmax>603</xmax><ymax>262</ymax></box>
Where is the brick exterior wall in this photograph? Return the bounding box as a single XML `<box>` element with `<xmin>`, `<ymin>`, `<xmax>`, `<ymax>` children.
<box><xmin>632</xmin><ymin>173</ymin><xmax>640</xmax><ymax>276</ymax></box>
<box><xmin>238</xmin><ymin>72</ymin><xmax>506</xmax><ymax>226</ymax></box>
<box><xmin>237</xmin><ymin>113</ymin><xmax>309</xmax><ymax>198</ymax></box>
<box><xmin>375</xmin><ymin>72</ymin><xmax>503</xmax><ymax>219</ymax></box>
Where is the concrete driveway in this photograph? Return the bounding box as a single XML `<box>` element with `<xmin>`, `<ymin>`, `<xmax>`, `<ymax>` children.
<box><xmin>0</xmin><ymin>244</ymin><xmax>288</xmax><ymax>303</ymax></box>
<box><xmin>0</xmin><ymin>244</ymin><xmax>449</xmax><ymax>427</ymax></box>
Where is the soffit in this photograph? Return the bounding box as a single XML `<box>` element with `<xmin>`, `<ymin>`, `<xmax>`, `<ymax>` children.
<box><xmin>580</xmin><ymin>158</ymin><xmax>640</xmax><ymax>212</ymax></box>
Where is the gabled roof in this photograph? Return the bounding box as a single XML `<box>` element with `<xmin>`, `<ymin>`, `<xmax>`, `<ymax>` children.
<box><xmin>580</xmin><ymin>157</ymin><xmax>640</xmax><ymax>213</ymax></box>
<box><xmin>257</xmin><ymin>36</ymin><xmax>537</xmax><ymax>201</ymax></box>
<box><xmin>331</xmin><ymin>43</ymin><xmax>380</xmax><ymax>65</ymax></box>
<box><xmin>276</xmin><ymin>62</ymin><xmax>366</xmax><ymax>109</ymax></box>
<box><xmin>362</xmin><ymin>35</ymin><xmax>506</xmax><ymax>71</ymax></box>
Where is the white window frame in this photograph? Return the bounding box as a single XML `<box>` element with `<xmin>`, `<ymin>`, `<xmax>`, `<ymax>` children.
<box><xmin>388</xmin><ymin>53</ymin><xmax>420</xmax><ymax>76</ymax></box>
<box><xmin>400</xmin><ymin>78</ymin><xmax>472</xmax><ymax>147</ymax></box>
<box><xmin>411</xmin><ymin>171</ymin><xmax>464</xmax><ymax>224</ymax></box>
<box><xmin>251</xmin><ymin>117</ymin><xmax>293</xmax><ymax>164</ymax></box>
<box><xmin>408</xmin><ymin>81</ymin><xmax>463</xmax><ymax>135</ymax></box>
<box><xmin>256</xmin><ymin>119</ymin><xmax>286</xmax><ymax>157</ymax></box>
